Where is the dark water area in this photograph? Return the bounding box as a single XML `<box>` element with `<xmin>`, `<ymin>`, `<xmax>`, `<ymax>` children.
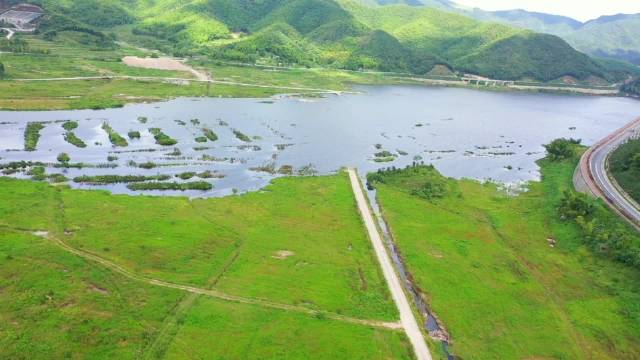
<box><xmin>2</xmin><ymin>85</ymin><xmax>639</xmax><ymax>197</ymax></box>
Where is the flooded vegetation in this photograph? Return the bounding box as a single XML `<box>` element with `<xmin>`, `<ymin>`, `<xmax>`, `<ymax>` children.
<box><xmin>102</xmin><ymin>122</ymin><xmax>128</xmax><ymax>147</ymax></box>
<box><xmin>63</xmin><ymin>131</ymin><xmax>87</xmax><ymax>148</ymax></box>
<box><xmin>127</xmin><ymin>181</ymin><xmax>213</xmax><ymax>191</ymax></box>
<box><xmin>203</xmin><ymin>128</ymin><xmax>218</xmax><ymax>142</ymax></box>
<box><xmin>24</xmin><ymin>122</ymin><xmax>45</xmax><ymax>151</ymax></box>
<box><xmin>1</xmin><ymin>86</ymin><xmax>639</xmax><ymax>197</ymax></box>
<box><xmin>149</xmin><ymin>128</ymin><xmax>178</xmax><ymax>146</ymax></box>
<box><xmin>233</xmin><ymin>129</ymin><xmax>252</xmax><ymax>142</ymax></box>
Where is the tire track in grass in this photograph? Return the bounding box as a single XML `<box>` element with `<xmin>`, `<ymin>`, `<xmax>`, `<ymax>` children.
<box><xmin>22</xmin><ymin>229</ymin><xmax>401</xmax><ymax>331</ymax></box>
<box><xmin>141</xmin><ymin>250</ymin><xmax>242</xmax><ymax>360</ymax></box>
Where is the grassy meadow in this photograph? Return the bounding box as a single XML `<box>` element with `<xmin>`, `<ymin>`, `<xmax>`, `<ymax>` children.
<box><xmin>0</xmin><ymin>227</ymin><xmax>184</xmax><ymax>359</ymax></box>
<box><xmin>0</xmin><ymin>173</ymin><xmax>412</xmax><ymax>359</ymax></box>
<box><xmin>0</xmin><ymin>33</ymin><xmax>424</xmax><ymax>110</ymax></box>
<box><xmin>373</xmin><ymin>157</ymin><xmax>640</xmax><ymax>359</ymax></box>
<box><xmin>0</xmin><ymin>55</ymin><xmax>416</xmax><ymax>111</ymax></box>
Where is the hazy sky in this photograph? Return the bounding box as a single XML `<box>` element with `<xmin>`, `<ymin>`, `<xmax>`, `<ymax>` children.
<box><xmin>454</xmin><ymin>0</ymin><xmax>640</xmax><ymax>21</ymax></box>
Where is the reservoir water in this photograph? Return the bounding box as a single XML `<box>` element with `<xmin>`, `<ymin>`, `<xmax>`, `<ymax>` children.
<box><xmin>1</xmin><ymin>85</ymin><xmax>639</xmax><ymax>196</ymax></box>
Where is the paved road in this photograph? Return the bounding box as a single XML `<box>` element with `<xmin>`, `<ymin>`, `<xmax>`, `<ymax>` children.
<box><xmin>579</xmin><ymin>117</ymin><xmax>640</xmax><ymax>227</ymax></box>
<box><xmin>347</xmin><ymin>168</ymin><xmax>433</xmax><ymax>360</ymax></box>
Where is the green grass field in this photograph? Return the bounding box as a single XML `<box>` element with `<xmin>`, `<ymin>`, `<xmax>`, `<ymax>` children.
<box><xmin>163</xmin><ymin>296</ymin><xmax>413</xmax><ymax>360</ymax></box>
<box><xmin>373</xmin><ymin>159</ymin><xmax>640</xmax><ymax>359</ymax></box>
<box><xmin>0</xmin><ymin>229</ymin><xmax>184</xmax><ymax>359</ymax></box>
<box><xmin>0</xmin><ymin>173</ymin><xmax>412</xmax><ymax>359</ymax></box>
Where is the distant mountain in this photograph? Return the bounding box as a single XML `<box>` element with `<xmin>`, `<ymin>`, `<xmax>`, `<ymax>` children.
<box><xmin>369</xmin><ymin>0</ymin><xmax>453</xmax><ymax>8</ymax></box>
<box><xmin>566</xmin><ymin>14</ymin><xmax>640</xmax><ymax>65</ymax></box>
<box><xmin>471</xmin><ymin>10</ymin><xmax>640</xmax><ymax>65</ymax></box>
<box><xmin>468</xmin><ymin>9</ymin><xmax>582</xmax><ymax>36</ymax></box>
<box><xmin>363</xmin><ymin>0</ymin><xmax>640</xmax><ymax>69</ymax></box>
<box><xmin>391</xmin><ymin>1</ymin><xmax>640</xmax><ymax>65</ymax></box>
<box><xmin>32</xmin><ymin>0</ymin><xmax>637</xmax><ymax>82</ymax></box>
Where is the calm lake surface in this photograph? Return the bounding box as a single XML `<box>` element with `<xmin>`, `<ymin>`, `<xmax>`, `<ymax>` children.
<box><xmin>1</xmin><ymin>85</ymin><xmax>639</xmax><ymax>197</ymax></box>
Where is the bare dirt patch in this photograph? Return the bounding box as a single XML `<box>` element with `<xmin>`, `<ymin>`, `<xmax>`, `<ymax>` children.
<box><xmin>272</xmin><ymin>250</ymin><xmax>295</xmax><ymax>260</ymax></box>
<box><xmin>89</xmin><ymin>284</ymin><xmax>109</xmax><ymax>295</ymax></box>
<box><xmin>122</xmin><ymin>56</ymin><xmax>209</xmax><ymax>81</ymax></box>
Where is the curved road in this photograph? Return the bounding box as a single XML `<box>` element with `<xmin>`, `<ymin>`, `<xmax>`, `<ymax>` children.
<box><xmin>578</xmin><ymin>116</ymin><xmax>640</xmax><ymax>228</ymax></box>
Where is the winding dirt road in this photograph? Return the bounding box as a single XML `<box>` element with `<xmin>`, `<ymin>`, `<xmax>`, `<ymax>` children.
<box><xmin>347</xmin><ymin>169</ymin><xmax>433</xmax><ymax>360</ymax></box>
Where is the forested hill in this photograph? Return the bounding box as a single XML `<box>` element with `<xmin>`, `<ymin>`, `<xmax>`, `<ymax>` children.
<box><xmin>622</xmin><ymin>78</ymin><xmax>640</xmax><ymax>97</ymax></box>
<box><xmin>23</xmin><ymin>0</ymin><xmax>639</xmax><ymax>82</ymax></box>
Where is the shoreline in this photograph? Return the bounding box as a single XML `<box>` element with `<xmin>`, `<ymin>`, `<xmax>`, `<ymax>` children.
<box><xmin>0</xmin><ymin>75</ymin><xmax>628</xmax><ymax>112</ymax></box>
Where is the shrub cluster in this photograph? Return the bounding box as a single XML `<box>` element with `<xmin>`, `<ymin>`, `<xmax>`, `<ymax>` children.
<box><xmin>149</xmin><ymin>128</ymin><xmax>177</xmax><ymax>146</ymax></box>
<box><xmin>367</xmin><ymin>163</ymin><xmax>447</xmax><ymax>200</ymax></box>
<box><xmin>64</xmin><ymin>132</ymin><xmax>87</xmax><ymax>148</ymax></box>
<box><xmin>24</xmin><ymin>122</ymin><xmax>45</xmax><ymax>151</ymax></box>
<box><xmin>558</xmin><ymin>190</ymin><xmax>640</xmax><ymax>268</ymax></box>
<box><xmin>102</xmin><ymin>123</ymin><xmax>128</xmax><ymax>147</ymax></box>
<box><xmin>233</xmin><ymin>130</ymin><xmax>251</xmax><ymax>142</ymax></box>
<box><xmin>543</xmin><ymin>138</ymin><xmax>581</xmax><ymax>161</ymax></box>
<box><xmin>62</xmin><ymin>121</ymin><xmax>78</xmax><ymax>131</ymax></box>
<box><xmin>203</xmin><ymin>128</ymin><xmax>218</xmax><ymax>142</ymax></box>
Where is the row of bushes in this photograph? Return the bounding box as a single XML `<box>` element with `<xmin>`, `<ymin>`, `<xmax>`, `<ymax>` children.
<box><xmin>127</xmin><ymin>181</ymin><xmax>213</xmax><ymax>191</ymax></box>
<box><xmin>74</xmin><ymin>174</ymin><xmax>171</xmax><ymax>184</ymax></box>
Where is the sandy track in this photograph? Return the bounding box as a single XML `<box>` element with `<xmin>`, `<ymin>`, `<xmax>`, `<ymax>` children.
<box><xmin>1</xmin><ymin>28</ymin><xmax>14</xmax><ymax>40</ymax></box>
<box><xmin>30</xmin><ymin>230</ymin><xmax>400</xmax><ymax>330</ymax></box>
<box><xmin>11</xmin><ymin>75</ymin><xmax>349</xmax><ymax>95</ymax></box>
<box><xmin>122</xmin><ymin>56</ymin><xmax>210</xmax><ymax>81</ymax></box>
<box><xmin>347</xmin><ymin>168</ymin><xmax>433</xmax><ymax>360</ymax></box>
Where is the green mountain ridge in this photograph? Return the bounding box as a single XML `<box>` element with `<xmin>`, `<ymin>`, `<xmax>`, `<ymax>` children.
<box><xmin>19</xmin><ymin>0</ymin><xmax>638</xmax><ymax>82</ymax></box>
<box><xmin>389</xmin><ymin>0</ymin><xmax>640</xmax><ymax>66</ymax></box>
<box><xmin>476</xmin><ymin>11</ymin><xmax>640</xmax><ymax>66</ymax></box>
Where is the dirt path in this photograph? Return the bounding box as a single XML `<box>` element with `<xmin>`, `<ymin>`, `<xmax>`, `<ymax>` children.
<box><xmin>122</xmin><ymin>56</ymin><xmax>210</xmax><ymax>81</ymax></box>
<box><xmin>1</xmin><ymin>28</ymin><xmax>14</xmax><ymax>40</ymax></box>
<box><xmin>11</xmin><ymin>75</ymin><xmax>349</xmax><ymax>95</ymax></box>
<box><xmin>347</xmin><ymin>169</ymin><xmax>433</xmax><ymax>360</ymax></box>
<box><xmin>30</xmin><ymin>230</ymin><xmax>400</xmax><ymax>331</ymax></box>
